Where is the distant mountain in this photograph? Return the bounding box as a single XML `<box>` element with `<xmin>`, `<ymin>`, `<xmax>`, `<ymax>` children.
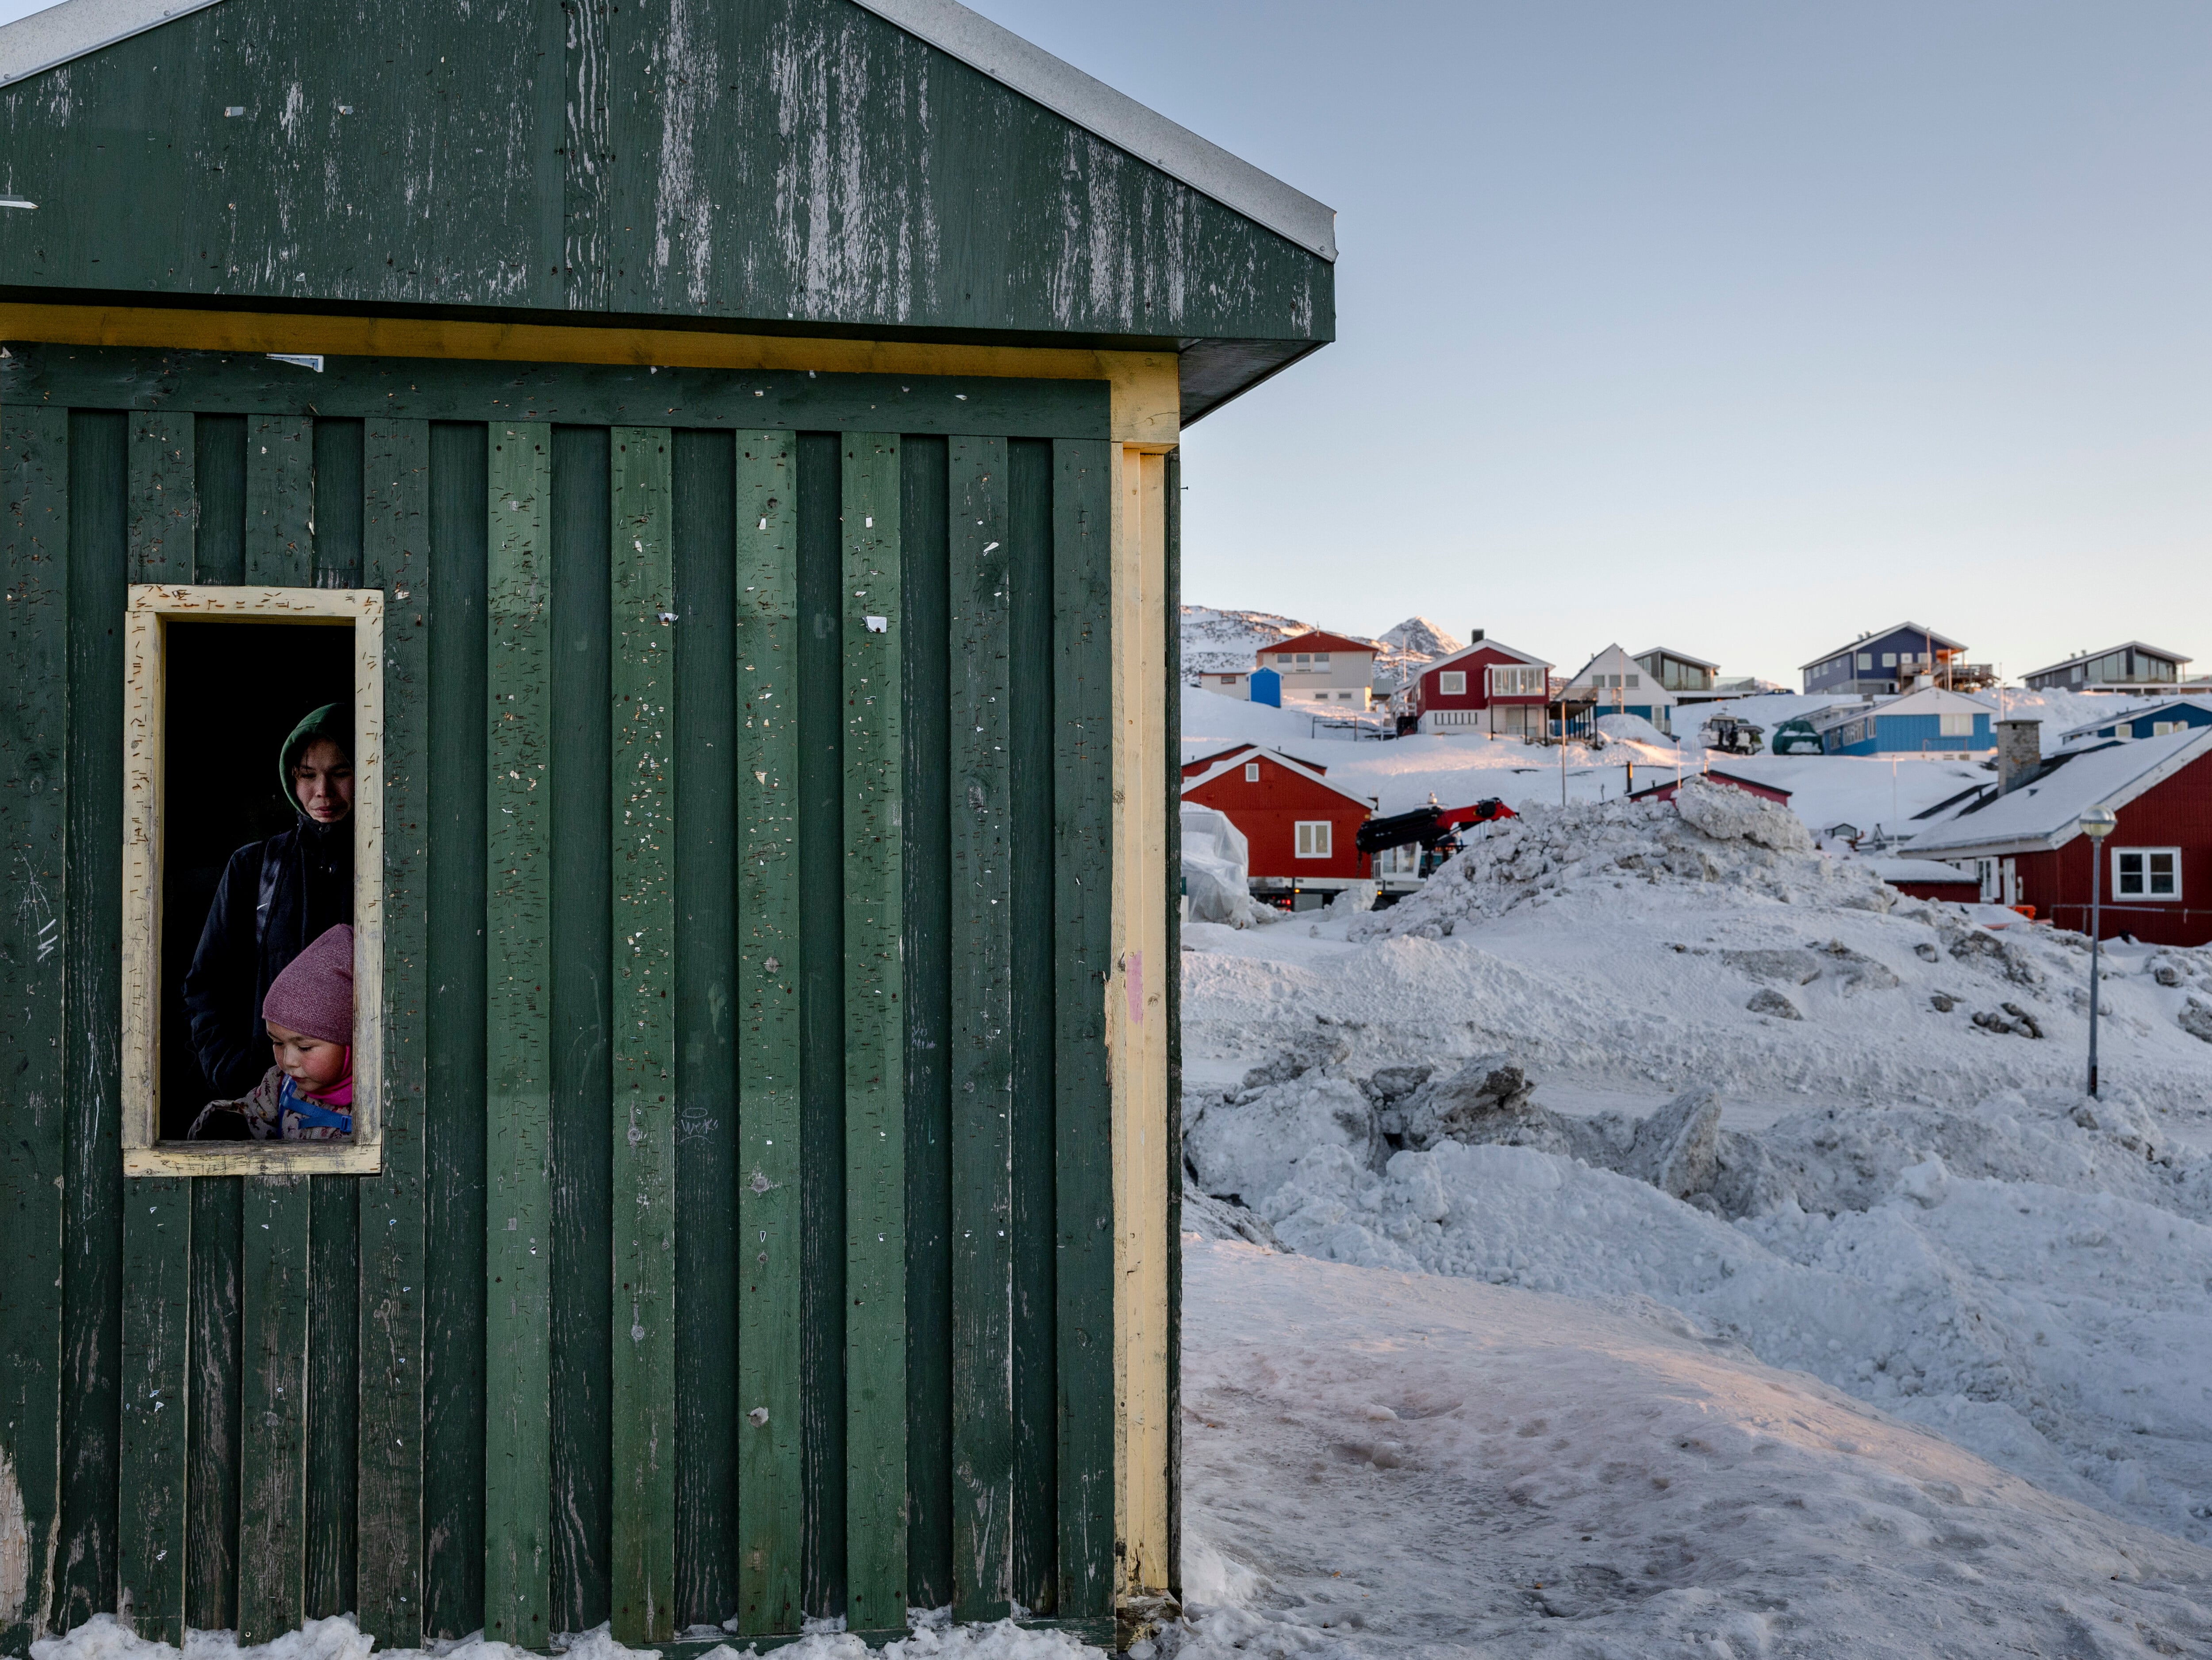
<box><xmin>1379</xmin><ymin>617</ymin><xmax>1462</xmax><ymax>660</ymax></box>
<box><xmin>1180</xmin><ymin>606</ymin><xmax>1319</xmax><ymax>675</ymax></box>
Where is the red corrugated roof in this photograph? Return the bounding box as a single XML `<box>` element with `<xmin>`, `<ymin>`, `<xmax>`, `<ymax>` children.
<box><xmin>1257</xmin><ymin>630</ymin><xmax>1378</xmax><ymax>658</ymax></box>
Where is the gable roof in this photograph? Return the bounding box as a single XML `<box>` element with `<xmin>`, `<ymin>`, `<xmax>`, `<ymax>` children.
<box><xmin>1180</xmin><ymin>742</ymin><xmax>1326</xmax><ymax>778</ymax></box>
<box><xmin>1180</xmin><ymin>745</ymin><xmax>1374</xmax><ymax>810</ymax></box>
<box><xmin>2057</xmin><ymin>695</ymin><xmax>2212</xmax><ymax>743</ymax></box>
<box><xmin>1634</xmin><ymin>646</ymin><xmax>1720</xmax><ymax>671</ymax></box>
<box><xmin>1257</xmin><ymin>630</ymin><xmax>1378</xmax><ymax>658</ymax></box>
<box><xmin>1563</xmin><ymin>644</ymin><xmax>1650</xmax><ymax>686</ymax></box>
<box><xmin>0</xmin><ymin>0</ymin><xmax>223</xmax><ymax>88</ymax></box>
<box><xmin>2022</xmin><ymin>640</ymin><xmax>2193</xmax><ymax>681</ymax></box>
<box><xmin>1903</xmin><ymin>727</ymin><xmax>2212</xmax><ymax>859</ymax></box>
<box><xmin>1626</xmin><ymin>768</ymin><xmax>1791</xmax><ymax>803</ymax></box>
<box><xmin>1801</xmin><ymin>622</ymin><xmax>1966</xmax><ymax>672</ymax></box>
<box><xmin>1427</xmin><ymin>638</ymin><xmax>1551</xmax><ymax>673</ymax></box>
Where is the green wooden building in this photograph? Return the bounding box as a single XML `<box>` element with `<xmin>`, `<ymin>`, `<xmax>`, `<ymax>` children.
<box><xmin>0</xmin><ymin>0</ymin><xmax>1333</xmax><ymax>1652</ymax></box>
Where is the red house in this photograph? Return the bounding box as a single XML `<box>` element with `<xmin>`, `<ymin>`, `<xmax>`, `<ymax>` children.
<box><xmin>1179</xmin><ymin>745</ymin><xmax>1375</xmax><ymax>886</ymax></box>
<box><xmin>1626</xmin><ymin>768</ymin><xmax>1793</xmax><ymax>806</ymax></box>
<box><xmin>1411</xmin><ymin>631</ymin><xmax>1553</xmax><ymax>736</ymax></box>
<box><xmin>1904</xmin><ymin>727</ymin><xmax>2212</xmax><ymax>945</ymax></box>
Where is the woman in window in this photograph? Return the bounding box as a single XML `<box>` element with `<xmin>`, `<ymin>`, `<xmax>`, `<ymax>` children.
<box><xmin>181</xmin><ymin>703</ymin><xmax>355</xmax><ymax>1105</ymax></box>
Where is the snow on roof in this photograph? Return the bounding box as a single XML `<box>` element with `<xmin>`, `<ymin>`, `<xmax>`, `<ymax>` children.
<box><xmin>1428</xmin><ymin>637</ymin><xmax>1551</xmax><ymax>672</ymax></box>
<box><xmin>1799</xmin><ymin>621</ymin><xmax>1966</xmax><ymax>671</ymax></box>
<box><xmin>1258</xmin><ymin>630</ymin><xmax>1379</xmax><ymax>658</ymax></box>
<box><xmin>1633</xmin><ymin>646</ymin><xmax>1721</xmax><ymax>671</ymax></box>
<box><xmin>1180</xmin><ymin>745</ymin><xmax>1374</xmax><ymax>809</ymax></box>
<box><xmin>1903</xmin><ymin>726</ymin><xmax>2212</xmax><ymax>859</ymax></box>
<box><xmin>0</xmin><ymin>0</ymin><xmax>1339</xmax><ymax>261</ymax></box>
<box><xmin>2056</xmin><ymin>694</ymin><xmax>2212</xmax><ymax>742</ymax></box>
<box><xmin>2022</xmin><ymin>640</ymin><xmax>2193</xmax><ymax>681</ymax></box>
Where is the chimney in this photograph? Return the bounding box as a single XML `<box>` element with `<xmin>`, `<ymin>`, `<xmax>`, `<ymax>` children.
<box><xmin>1469</xmin><ymin>628</ymin><xmax>1485</xmax><ymax>645</ymax></box>
<box><xmin>1996</xmin><ymin>719</ymin><xmax>2041</xmax><ymax>794</ymax></box>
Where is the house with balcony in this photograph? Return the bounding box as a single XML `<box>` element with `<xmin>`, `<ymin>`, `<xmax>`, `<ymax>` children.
<box><xmin>1801</xmin><ymin>623</ymin><xmax>1971</xmax><ymax>696</ymax></box>
<box><xmin>1562</xmin><ymin>644</ymin><xmax>1677</xmax><ymax>732</ymax></box>
<box><xmin>1410</xmin><ymin>632</ymin><xmax>1553</xmax><ymax>736</ymax></box>
<box><xmin>1633</xmin><ymin>647</ymin><xmax>1722</xmax><ymax>705</ymax></box>
<box><xmin>2023</xmin><ymin>642</ymin><xmax>2196</xmax><ymax>694</ymax></box>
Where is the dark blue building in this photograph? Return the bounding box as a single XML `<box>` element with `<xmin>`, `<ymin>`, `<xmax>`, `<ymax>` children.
<box><xmin>1801</xmin><ymin>622</ymin><xmax>1968</xmax><ymax>696</ymax></box>
<box><xmin>2058</xmin><ymin>697</ymin><xmax>2212</xmax><ymax>744</ymax></box>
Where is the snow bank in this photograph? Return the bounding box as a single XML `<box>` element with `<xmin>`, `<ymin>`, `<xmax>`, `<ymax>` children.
<box><xmin>1177</xmin><ymin>1240</ymin><xmax>2212</xmax><ymax>1659</ymax></box>
<box><xmin>25</xmin><ymin>1617</ymin><xmax>1101</xmax><ymax>1660</ymax></box>
<box><xmin>1180</xmin><ymin>805</ymin><xmax>1273</xmax><ymax>928</ymax></box>
<box><xmin>1351</xmin><ymin>782</ymin><xmax>1878</xmax><ymax>944</ymax></box>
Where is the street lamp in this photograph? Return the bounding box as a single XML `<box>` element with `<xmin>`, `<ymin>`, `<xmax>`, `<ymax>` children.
<box><xmin>2079</xmin><ymin>804</ymin><xmax>2118</xmax><ymax>1097</ymax></box>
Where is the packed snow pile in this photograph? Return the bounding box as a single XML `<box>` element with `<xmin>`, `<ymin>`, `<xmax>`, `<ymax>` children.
<box><xmin>1352</xmin><ymin>782</ymin><xmax>1875</xmax><ymax>943</ymax></box>
<box><xmin>1178</xmin><ymin>1241</ymin><xmax>2212</xmax><ymax>1660</ymax></box>
<box><xmin>1180</xmin><ymin>805</ymin><xmax>1274</xmax><ymax>928</ymax></box>
<box><xmin>26</xmin><ymin>1614</ymin><xmax>1103</xmax><ymax>1660</ymax></box>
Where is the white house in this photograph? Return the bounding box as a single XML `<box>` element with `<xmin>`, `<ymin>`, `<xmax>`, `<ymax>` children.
<box><xmin>1252</xmin><ymin>630</ymin><xmax>1380</xmax><ymax>709</ymax></box>
<box><xmin>1561</xmin><ymin>643</ymin><xmax>1676</xmax><ymax>733</ymax></box>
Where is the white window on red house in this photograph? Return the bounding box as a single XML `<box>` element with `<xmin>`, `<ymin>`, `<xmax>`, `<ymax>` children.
<box><xmin>2114</xmin><ymin>847</ymin><xmax>2181</xmax><ymax>900</ymax></box>
<box><xmin>1295</xmin><ymin>820</ymin><xmax>1332</xmax><ymax>858</ymax></box>
<box><xmin>1244</xmin><ymin>762</ymin><xmax>1260</xmax><ymax>782</ymax></box>
<box><xmin>1438</xmin><ymin>670</ymin><xmax>1467</xmax><ymax>696</ymax></box>
<box><xmin>1489</xmin><ymin>664</ymin><xmax>1545</xmax><ymax>697</ymax></box>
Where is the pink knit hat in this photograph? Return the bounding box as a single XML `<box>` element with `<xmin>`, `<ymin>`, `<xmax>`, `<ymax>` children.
<box><xmin>264</xmin><ymin>924</ymin><xmax>355</xmax><ymax>1044</ymax></box>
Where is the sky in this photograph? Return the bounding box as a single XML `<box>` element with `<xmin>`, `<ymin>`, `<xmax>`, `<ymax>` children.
<box><xmin>2</xmin><ymin>1</ymin><xmax>2204</xmax><ymax>686</ymax></box>
<box><xmin>962</xmin><ymin>0</ymin><xmax>2212</xmax><ymax>686</ymax></box>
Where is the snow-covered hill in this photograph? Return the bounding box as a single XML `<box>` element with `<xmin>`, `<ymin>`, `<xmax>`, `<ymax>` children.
<box><xmin>1181</xmin><ymin>606</ymin><xmax>1317</xmax><ymax>675</ymax></box>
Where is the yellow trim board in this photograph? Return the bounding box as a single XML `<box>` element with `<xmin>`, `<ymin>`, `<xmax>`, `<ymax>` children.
<box><xmin>0</xmin><ymin>301</ymin><xmax>1182</xmax><ymax>447</ymax></box>
<box><xmin>121</xmin><ymin>583</ymin><xmax>386</xmax><ymax>1177</ymax></box>
<box><xmin>1108</xmin><ymin>444</ymin><xmax>1172</xmax><ymax>1606</ymax></box>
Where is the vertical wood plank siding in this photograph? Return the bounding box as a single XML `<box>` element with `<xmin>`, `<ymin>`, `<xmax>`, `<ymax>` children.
<box><xmin>357</xmin><ymin>417</ymin><xmax>432</xmax><ymax>1649</ymax></box>
<box><xmin>610</xmin><ymin>429</ymin><xmax>678</xmax><ymax>1645</ymax></box>
<box><xmin>0</xmin><ymin>404</ymin><xmax>68</xmax><ymax>1658</ymax></box>
<box><xmin>840</xmin><ymin>435</ymin><xmax>907</xmax><ymax>1634</ymax></box>
<box><xmin>549</xmin><ymin>427</ymin><xmax>616</xmax><ymax>1635</ymax></box>
<box><xmin>670</xmin><ymin>429</ymin><xmax>740</xmax><ymax>1628</ymax></box>
<box><xmin>484</xmin><ymin>424</ymin><xmax>555</xmax><ymax>1641</ymax></box>
<box><xmin>948</xmin><ymin>437</ymin><xmax>1013</xmax><ymax>1621</ymax></box>
<box><xmin>898</xmin><ymin>437</ymin><xmax>954</xmax><ymax>1615</ymax></box>
<box><xmin>1161</xmin><ymin>447</ymin><xmax>1185</xmax><ymax>1605</ymax></box>
<box><xmin>1</xmin><ymin>366</ymin><xmax>1133</xmax><ymax>1650</ymax></box>
<box><xmin>734</xmin><ymin>433</ymin><xmax>804</xmax><ymax>1637</ymax></box>
<box><xmin>59</xmin><ymin>412</ymin><xmax>127</xmax><ymax>1634</ymax></box>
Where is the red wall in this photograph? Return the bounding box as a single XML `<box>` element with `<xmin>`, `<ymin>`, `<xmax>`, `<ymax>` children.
<box><xmin>1414</xmin><ymin>646</ymin><xmax>1550</xmax><ymax>714</ymax></box>
<box><xmin>1182</xmin><ymin>757</ymin><xmax>1371</xmax><ymax>881</ymax></box>
<box><xmin>2013</xmin><ymin>755</ymin><xmax>2212</xmax><ymax>946</ymax></box>
<box><xmin>1629</xmin><ymin>773</ymin><xmax>1792</xmax><ymax>806</ymax></box>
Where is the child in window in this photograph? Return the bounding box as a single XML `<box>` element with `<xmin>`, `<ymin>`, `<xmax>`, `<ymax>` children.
<box><xmin>188</xmin><ymin>924</ymin><xmax>355</xmax><ymax>1142</ymax></box>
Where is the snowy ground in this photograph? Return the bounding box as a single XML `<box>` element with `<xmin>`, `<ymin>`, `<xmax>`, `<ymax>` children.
<box><xmin>1175</xmin><ymin>781</ymin><xmax>2212</xmax><ymax>1656</ymax></box>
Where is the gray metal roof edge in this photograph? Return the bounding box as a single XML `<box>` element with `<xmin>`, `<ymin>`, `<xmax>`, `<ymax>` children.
<box><xmin>0</xmin><ymin>0</ymin><xmax>226</xmax><ymax>88</ymax></box>
<box><xmin>849</xmin><ymin>0</ymin><xmax>1337</xmax><ymax>262</ymax></box>
<box><xmin>1799</xmin><ymin>621</ymin><xmax>1968</xmax><ymax>672</ymax></box>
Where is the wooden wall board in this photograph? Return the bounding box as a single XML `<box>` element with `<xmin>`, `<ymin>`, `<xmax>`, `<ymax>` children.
<box><xmin>305</xmin><ymin>1179</ymin><xmax>359</xmax><ymax>1618</ymax></box>
<box><xmin>58</xmin><ymin>409</ymin><xmax>128</xmax><ymax>1633</ymax></box>
<box><xmin>0</xmin><ymin>403</ymin><xmax>67</xmax><ymax>1654</ymax></box>
<box><xmin>669</xmin><ymin>428</ymin><xmax>740</xmax><ymax>1627</ymax></box>
<box><xmin>190</xmin><ymin>414</ymin><xmax>245</xmax><ymax>586</ymax></box>
<box><xmin>126</xmin><ymin>412</ymin><xmax>195</xmax><ymax>583</ymax></box>
<box><xmin>609</xmin><ymin>427</ymin><xmax>678</xmax><ymax>1645</ymax></box>
<box><xmin>1161</xmin><ymin>447</ymin><xmax>1185</xmax><ymax>1604</ymax></box>
<box><xmin>839</xmin><ymin>433</ymin><xmax>907</xmax><ymax>1634</ymax></box>
<box><xmin>794</xmin><ymin>431</ymin><xmax>846</xmax><ymax>1622</ymax></box>
<box><xmin>312</xmin><ymin>419</ymin><xmax>365</xmax><ymax>590</ymax></box>
<box><xmin>549</xmin><ymin>426</ymin><xmax>616</xmax><ymax>1636</ymax></box>
<box><xmin>946</xmin><ymin>436</ymin><xmax>1012</xmax><ymax>1621</ymax></box>
<box><xmin>484</xmin><ymin>423</ymin><xmax>555</xmax><ymax>1642</ymax></box>
<box><xmin>1048</xmin><ymin>439</ymin><xmax>1115</xmax><ymax>1622</ymax></box>
<box><xmin>733</xmin><ymin>431</ymin><xmax>804</xmax><ymax>1637</ymax></box>
<box><xmin>116</xmin><ymin>1177</ymin><xmax>190</xmax><ymax>1643</ymax></box>
<box><xmin>242</xmin><ymin>414</ymin><xmax>312</xmax><ymax>587</ymax></box>
<box><xmin>184</xmin><ymin>1179</ymin><xmax>241</xmax><ymax>1633</ymax></box>
<box><xmin>422</xmin><ymin>420</ymin><xmax>490</xmax><ymax>1641</ymax></box>
<box><xmin>235</xmin><ymin>1177</ymin><xmax>311</xmax><ymax>1644</ymax></box>
<box><xmin>357</xmin><ymin>415</ymin><xmax>433</xmax><ymax>1650</ymax></box>
<box><xmin>896</xmin><ymin>436</ymin><xmax>954</xmax><ymax>1615</ymax></box>
<box><xmin>1004</xmin><ymin>437</ymin><xmax>1060</xmax><ymax>1613</ymax></box>
<box><xmin>4</xmin><ymin>349</ymin><xmax>1112</xmax><ymax>444</ymax></box>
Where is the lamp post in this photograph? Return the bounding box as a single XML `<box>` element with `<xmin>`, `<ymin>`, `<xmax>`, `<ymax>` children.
<box><xmin>2080</xmin><ymin>804</ymin><xmax>2118</xmax><ymax>1097</ymax></box>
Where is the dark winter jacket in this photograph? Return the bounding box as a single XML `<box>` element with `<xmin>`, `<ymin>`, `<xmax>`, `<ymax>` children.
<box><xmin>181</xmin><ymin>705</ymin><xmax>354</xmax><ymax>1099</ymax></box>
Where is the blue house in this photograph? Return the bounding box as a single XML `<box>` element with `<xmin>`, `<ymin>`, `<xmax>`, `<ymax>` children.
<box><xmin>2057</xmin><ymin>697</ymin><xmax>2212</xmax><ymax>744</ymax></box>
<box><xmin>1250</xmin><ymin>666</ymin><xmax>1283</xmax><ymax>707</ymax></box>
<box><xmin>1816</xmin><ymin>688</ymin><xmax>1995</xmax><ymax>756</ymax></box>
<box><xmin>1801</xmin><ymin>621</ymin><xmax>1968</xmax><ymax>696</ymax></box>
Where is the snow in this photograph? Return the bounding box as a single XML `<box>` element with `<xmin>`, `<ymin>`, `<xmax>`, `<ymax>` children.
<box><xmin>1908</xmin><ymin>727</ymin><xmax>2212</xmax><ymax>856</ymax></box>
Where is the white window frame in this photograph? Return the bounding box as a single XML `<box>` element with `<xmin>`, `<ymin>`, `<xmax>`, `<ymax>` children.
<box><xmin>121</xmin><ymin>584</ymin><xmax>387</xmax><ymax>1176</ymax></box>
<box><xmin>1857</xmin><ymin>652</ymin><xmax>1874</xmax><ymax>670</ymax></box>
<box><xmin>1938</xmin><ymin>713</ymin><xmax>1973</xmax><ymax>737</ymax></box>
<box><xmin>1438</xmin><ymin>670</ymin><xmax>1467</xmax><ymax>696</ymax></box>
<box><xmin>1294</xmin><ymin>820</ymin><xmax>1333</xmax><ymax>859</ymax></box>
<box><xmin>1489</xmin><ymin>664</ymin><xmax>1545</xmax><ymax>698</ymax></box>
<box><xmin>2112</xmin><ymin>847</ymin><xmax>2181</xmax><ymax>902</ymax></box>
<box><xmin>1244</xmin><ymin>762</ymin><xmax>1260</xmax><ymax>782</ymax></box>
